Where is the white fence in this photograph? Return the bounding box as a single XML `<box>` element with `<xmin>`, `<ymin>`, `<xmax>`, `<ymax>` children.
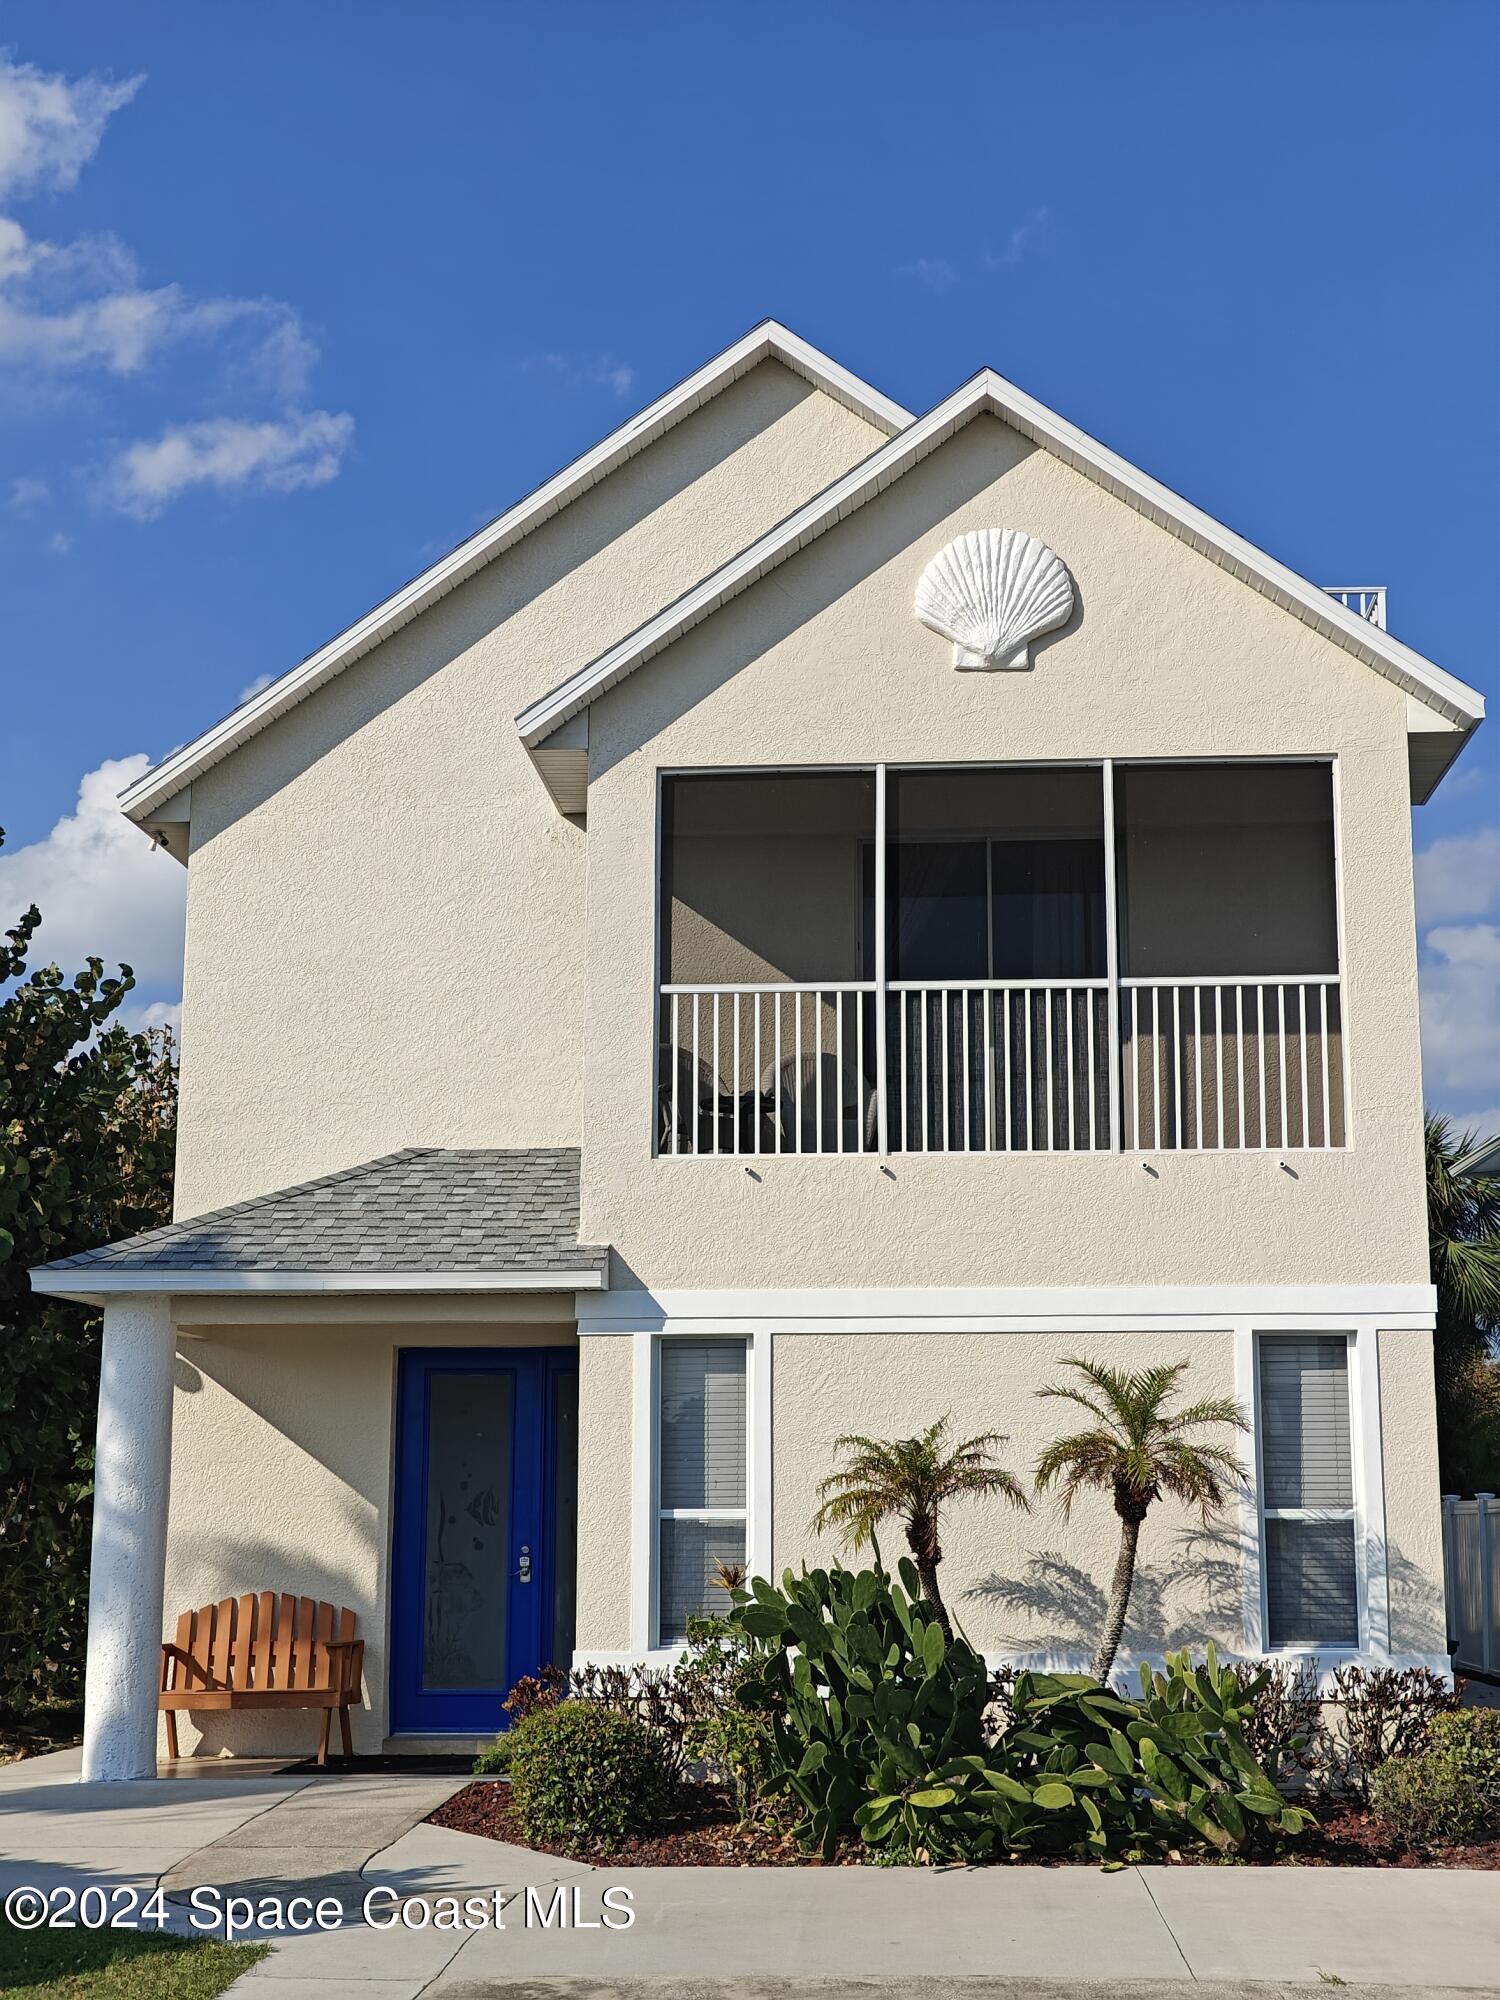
<box><xmin>657</xmin><ymin>975</ymin><xmax>1345</xmax><ymax>1156</ymax></box>
<box><xmin>1444</xmin><ymin>1493</ymin><xmax>1499</xmax><ymax>1676</ymax></box>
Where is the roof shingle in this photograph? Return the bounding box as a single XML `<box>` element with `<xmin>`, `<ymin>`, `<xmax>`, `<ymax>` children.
<box><xmin>36</xmin><ymin>1148</ymin><xmax>605</xmax><ymax>1279</ymax></box>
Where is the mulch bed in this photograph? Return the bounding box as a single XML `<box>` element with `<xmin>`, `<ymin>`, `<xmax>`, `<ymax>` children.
<box><xmin>430</xmin><ymin>1780</ymin><xmax>1500</xmax><ymax>1870</ymax></box>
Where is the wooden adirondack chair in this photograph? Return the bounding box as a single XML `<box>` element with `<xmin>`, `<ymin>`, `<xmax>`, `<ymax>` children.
<box><xmin>159</xmin><ymin>1592</ymin><xmax>364</xmax><ymax>1766</ymax></box>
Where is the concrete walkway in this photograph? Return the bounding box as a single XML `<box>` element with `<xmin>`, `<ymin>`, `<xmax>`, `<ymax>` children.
<box><xmin>2</xmin><ymin>1751</ymin><xmax>1498</xmax><ymax>1998</ymax></box>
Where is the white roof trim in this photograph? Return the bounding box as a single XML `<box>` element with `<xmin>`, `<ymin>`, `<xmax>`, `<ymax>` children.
<box><xmin>118</xmin><ymin>323</ymin><xmax>911</xmax><ymax>826</ymax></box>
<box><xmin>516</xmin><ymin>367</ymin><xmax>1485</xmax><ymax>751</ymax></box>
<box><xmin>29</xmin><ymin>1267</ymin><xmax>607</xmax><ymax>1303</ymax></box>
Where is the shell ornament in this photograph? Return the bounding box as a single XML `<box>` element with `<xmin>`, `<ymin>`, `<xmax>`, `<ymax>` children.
<box><xmin>913</xmin><ymin>528</ymin><xmax>1074</xmax><ymax>671</ymax></box>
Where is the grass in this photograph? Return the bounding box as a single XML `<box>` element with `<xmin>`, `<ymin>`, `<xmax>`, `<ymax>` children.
<box><xmin>0</xmin><ymin>1923</ymin><xmax>265</xmax><ymax>2000</ymax></box>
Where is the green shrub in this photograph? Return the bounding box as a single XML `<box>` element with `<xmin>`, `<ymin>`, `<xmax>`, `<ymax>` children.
<box><xmin>1369</xmin><ymin>1709</ymin><xmax>1500</xmax><ymax>1848</ymax></box>
<box><xmin>472</xmin><ymin>1735</ymin><xmax>512</xmax><ymax>1775</ymax></box>
<box><xmin>676</xmin><ymin>1614</ymin><xmax>776</xmax><ymax>1822</ymax></box>
<box><xmin>731</xmin><ymin>1560</ymin><xmax>997</xmax><ymax>1859</ymax></box>
<box><xmin>1321</xmin><ymin>1665</ymin><xmax>1460</xmax><ymax>1801</ymax></box>
<box><xmin>731</xmin><ymin>1565</ymin><xmax>1310</xmax><ymax>1864</ymax></box>
<box><xmin>506</xmin><ymin>1700</ymin><xmax>675</xmax><ymax>1853</ymax></box>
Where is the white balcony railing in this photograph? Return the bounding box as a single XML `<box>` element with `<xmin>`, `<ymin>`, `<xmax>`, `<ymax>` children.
<box><xmin>1120</xmin><ymin>978</ymin><xmax>1345</xmax><ymax>1152</ymax></box>
<box><xmin>658</xmin><ymin>975</ymin><xmax>1344</xmax><ymax>1156</ymax></box>
<box><xmin>1322</xmin><ymin>586</ymin><xmax>1386</xmax><ymax>630</ymax></box>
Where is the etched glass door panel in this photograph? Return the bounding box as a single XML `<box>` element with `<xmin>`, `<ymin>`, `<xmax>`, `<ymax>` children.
<box><xmin>421</xmin><ymin>1371</ymin><xmax>513</xmax><ymax>1691</ymax></box>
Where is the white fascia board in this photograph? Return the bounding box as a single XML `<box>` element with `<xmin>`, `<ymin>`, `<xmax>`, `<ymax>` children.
<box><xmin>517</xmin><ymin>367</ymin><xmax>1485</xmax><ymax>751</ymax></box>
<box><xmin>29</xmin><ymin>1267</ymin><xmax>607</xmax><ymax>1305</ymax></box>
<box><xmin>117</xmin><ymin>323</ymin><xmax>911</xmax><ymax>827</ymax></box>
<box><xmin>577</xmin><ymin>1281</ymin><xmax>1437</xmax><ymax>1334</ymax></box>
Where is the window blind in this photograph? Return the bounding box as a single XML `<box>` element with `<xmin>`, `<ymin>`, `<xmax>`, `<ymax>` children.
<box><xmin>1257</xmin><ymin>1334</ymin><xmax>1358</xmax><ymax>1649</ymax></box>
<box><xmin>659</xmin><ymin>1340</ymin><xmax>746</xmax><ymax>1510</ymax></box>
<box><xmin>1259</xmin><ymin>1336</ymin><xmax>1353</xmax><ymax>1510</ymax></box>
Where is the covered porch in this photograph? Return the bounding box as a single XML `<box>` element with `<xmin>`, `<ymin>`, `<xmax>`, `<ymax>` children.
<box><xmin>29</xmin><ymin>1148</ymin><xmax>606</xmax><ymax>1781</ymax></box>
<box><xmin>657</xmin><ymin>760</ymin><xmax>1347</xmax><ymax>1158</ymax></box>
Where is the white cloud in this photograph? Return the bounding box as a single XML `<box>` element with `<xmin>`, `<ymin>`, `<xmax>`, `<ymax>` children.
<box><xmin>0</xmin><ymin>755</ymin><xmax>186</xmax><ymax>992</ymax></box>
<box><xmin>1414</xmin><ymin>825</ymin><xmax>1500</xmax><ymax>925</ymax></box>
<box><xmin>0</xmin><ymin>52</ymin><xmax>141</xmax><ymax>201</ymax></box>
<box><xmin>986</xmin><ymin>205</ymin><xmax>1054</xmax><ymax>268</ymax></box>
<box><xmin>100</xmin><ymin>409</ymin><xmax>354</xmax><ymax>519</ymax></box>
<box><xmin>45</xmin><ymin>528</ymin><xmax>70</xmax><ymax>554</ymax></box>
<box><xmin>0</xmin><ymin>51</ymin><xmax>353</xmax><ymax>513</ymax></box>
<box><xmin>117</xmin><ymin>996</ymin><xmax>181</xmax><ymax>1041</ymax></box>
<box><xmin>8</xmin><ymin>471</ymin><xmax>46</xmax><ymax>509</ymax></box>
<box><xmin>895</xmin><ymin>256</ymin><xmax>959</xmax><ymax>292</ymax></box>
<box><xmin>523</xmin><ymin>351</ymin><xmax>635</xmax><ymax>398</ymax></box>
<box><xmin>1419</xmin><ymin>922</ymin><xmax>1500</xmax><ymax>1119</ymax></box>
<box><xmin>237</xmin><ymin>671</ymin><xmax>274</xmax><ymax>703</ymax></box>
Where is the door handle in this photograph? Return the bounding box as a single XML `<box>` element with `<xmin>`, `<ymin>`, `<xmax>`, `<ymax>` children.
<box><xmin>515</xmin><ymin>1544</ymin><xmax>532</xmax><ymax>1584</ymax></box>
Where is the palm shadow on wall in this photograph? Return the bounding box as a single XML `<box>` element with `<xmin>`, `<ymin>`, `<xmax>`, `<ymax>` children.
<box><xmin>964</xmin><ymin>1522</ymin><xmax>1443</xmax><ymax>1666</ymax></box>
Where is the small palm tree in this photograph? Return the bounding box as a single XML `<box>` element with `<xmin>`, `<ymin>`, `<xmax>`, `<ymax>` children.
<box><xmin>1034</xmin><ymin>1359</ymin><xmax>1247</xmax><ymax>1685</ymax></box>
<box><xmin>812</xmin><ymin>1416</ymin><xmax>1029</xmax><ymax>1642</ymax></box>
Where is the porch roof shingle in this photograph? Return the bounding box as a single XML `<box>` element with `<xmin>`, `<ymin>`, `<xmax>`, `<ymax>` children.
<box><xmin>33</xmin><ymin>1147</ymin><xmax>606</xmax><ymax>1284</ymax></box>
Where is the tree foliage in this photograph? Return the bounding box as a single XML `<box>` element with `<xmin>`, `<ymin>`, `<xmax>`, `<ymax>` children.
<box><xmin>1426</xmin><ymin>1113</ymin><xmax>1500</xmax><ymax>1494</ymax></box>
<box><xmin>812</xmin><ymin>1416</ymin><xmax>1029</xmax><ymax>1643</ymax></box>
<box><xmin>0</xmin><ymin>831</ymin><xmax>176</xmax><ymax>1714</ymax></box>
<box><xmin>1034</xmin><ymin>1359</ymin><xmax>1247</xmax><ymax>1685</ymax></box>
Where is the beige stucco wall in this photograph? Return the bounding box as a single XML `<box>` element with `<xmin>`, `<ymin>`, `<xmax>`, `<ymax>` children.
<box><xmin>172</xmin><ymin>362</ymin><xmax>887</xmax><ymax>1216</ymax></box>
<box><xmin>573</xmin><ymin>1333</ymin><xmax>635</xmax><ymax>1656</ymax></box>
<box><xmin>771</xmin><ymin>1329</ymin><xmax>1243</xmax><ymax>1664</ymax></box>
<box><xmin>162</xmin><ymin>1309</ymin><xmax>575</xmax><ymax>1754</ymax></box>
<box><xmin>1377</xmin><ymin>1325</ymin><xmax>1448</xmax><ymax>1660</ymax></box>
<box><xmin>580</xmin><ymin>412</ymin><xmax>1429</xmax><ymax>1289</ymax></box>
<box><xmin>571</xmin><ymin>1324</ymin><xmax>1447</xmax><ymax>1663</ymax></box>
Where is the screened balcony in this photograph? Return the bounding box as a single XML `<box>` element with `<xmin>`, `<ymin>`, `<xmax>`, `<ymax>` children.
<box><xmin>655</xmin><ymin>762</ymin><xmax>1345</xmax><ymax>1157</ymax></box>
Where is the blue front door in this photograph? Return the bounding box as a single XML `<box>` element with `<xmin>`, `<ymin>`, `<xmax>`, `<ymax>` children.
<box><xmin>390</xmin><ymin>1348</ymin><xmax>578</xmax><ymax>1735</ymax></box>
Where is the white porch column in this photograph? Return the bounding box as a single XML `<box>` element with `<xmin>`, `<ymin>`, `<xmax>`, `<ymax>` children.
<box><xmin>81</xmin><ymin>1294</ymin><xmax>175</xmax><ymax>1781</ymax></box>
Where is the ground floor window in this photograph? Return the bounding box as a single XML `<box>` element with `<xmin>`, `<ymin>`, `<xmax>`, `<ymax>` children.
<box><xmin>1256</xmin><ymin>1333</ymin><xmax>1359</xmax><ymax>1649</ymax></box>
<box><xmin>657</xmin><ymin>1338</ymin><xmax>747</xmax><ymax>1646</ymax></box>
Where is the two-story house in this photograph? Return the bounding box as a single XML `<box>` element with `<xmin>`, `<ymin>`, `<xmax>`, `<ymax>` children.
<box><xmin>34</xmin><ymin>324</ymin><xmax>1484</xmax><ymax>1779</ymax></box>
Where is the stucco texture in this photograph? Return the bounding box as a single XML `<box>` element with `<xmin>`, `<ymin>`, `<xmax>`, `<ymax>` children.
<box><xmin>580</xmin><ymin>413</ymin><xmax>1429</xmax><ymax>1290</ymax></box>
<box><xmin>161</xmin><ymin>1313</ymin><xmax>574</xmax><ymax>1755</ymax></box>
<box><xmin>1377</xmin><ymin>1325</ymin><xmax>1447</xmax><ymax>1659</ymax></box>
<box><xmin>771</xmin><ymin>1329</ymin><xmax>1244</xmax><ymax>1666</ymax></box>
<box><xmin>172</xmin><ymin>363</ymin><xmax>886</xmax><ymax>1217</ymax></box>
<box><xmin>570</xmin><ymin>1323</ymin><xmax>1447</xmax><ymax>1663</ymax></box>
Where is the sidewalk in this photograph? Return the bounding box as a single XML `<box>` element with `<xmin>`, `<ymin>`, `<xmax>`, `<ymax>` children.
<box><xmin>3</xmin><ymin>1750</ymin><xmax>1498</xmax><ymax>1997</ymax></box>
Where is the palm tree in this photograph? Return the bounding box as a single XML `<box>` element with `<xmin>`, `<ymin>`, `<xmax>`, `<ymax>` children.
<box><xmin>1034</xmin><ymin>1359</ymin><xmax>1247</xmax><ymax>1685</ymax></box>
<box><xmin>1426</xmin><ymin>1113</ymin><xmax>1500</xmax><ymax>1492</ymax></box>
<box><xmin>812</xmin><ymin>1417</ymin><xmax>1029</xmax><ymax>1642</ymax></box>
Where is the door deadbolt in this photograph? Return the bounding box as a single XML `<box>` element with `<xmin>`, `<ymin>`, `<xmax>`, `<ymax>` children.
<box><xmin>516</xmin><ymin>1544</ymin><xmax>532</xmax><ymax>1583</ymax></box>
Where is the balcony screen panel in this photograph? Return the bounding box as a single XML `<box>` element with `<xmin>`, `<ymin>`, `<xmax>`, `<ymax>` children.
<box><xmin>863</xmin><ymin>841</ymin><xmax>988</xmax><ymax>980</ymax></box>
<box><xmin>870</xmin><ymin>767</ymin><xmax>1105</xmax><ymax>980</ymax></box>
<box><xmin>661</xmin><ymin>772</ymin><xmax>873</xmax><ymax>987</ymax></box>
<box><xmin>1259</xmin><ymin>1335</ymin><xmax>1353</xmax><ymax>1510</ymax></box>
<box><xmin>991</xmin><ymin>838</ymin><xmax>1105</xmax><ymax>978</ymax></box>
<box><xmin>1115</xmin><ymin>763</ymin><xmax>1338</xmax><ymax>979</ymax></box>
<box><xmin>1264</xmin><ymin>1518</ymin><xmax>1359</xmax><ymax>1647</ymax></box>
<box><xmin>659</xmin><ymin>1520</ymin><xmax>747</xmax><ymax>1645</ymax></box>
<box><xmin>659</xmin><ymin>1339</ymin><xmax>746</xmax><ymax>1510</ymax></box>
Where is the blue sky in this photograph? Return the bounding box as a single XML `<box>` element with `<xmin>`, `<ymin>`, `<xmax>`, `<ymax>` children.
<box><xmin>0</xmin><ymin>2</ymin><xmax>1496</xmax><ymax>1129</ymax></box>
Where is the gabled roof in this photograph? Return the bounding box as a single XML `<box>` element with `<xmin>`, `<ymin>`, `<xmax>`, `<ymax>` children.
<box><xmin>118</xmin><ymin>322</ymin><xmax>911</xmax><ymax>832</ymax></box>
<box><xmin>29</xmin><ymin>1147</ymin><xmax>608</xmax><ymax>1301</ymax></box>
<box><xmin>515</xmin><ymin>367</ymin><xmax>1484</xmax><ymax>801</ymax></box>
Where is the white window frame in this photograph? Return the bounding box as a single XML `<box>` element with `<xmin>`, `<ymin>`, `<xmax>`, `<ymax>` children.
<box><xmin>630</xmin><ymin>1323</ymin><xmax>772</xmax><ymax>1660</ymax></box>
<box><xmin>1235</xmin><ymin>1322</ymin><xmax>1389</xmax><ymax>1667</ymax></box>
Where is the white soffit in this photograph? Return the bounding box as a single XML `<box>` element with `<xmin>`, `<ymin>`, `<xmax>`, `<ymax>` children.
<box><xmin>117</xmin><ymin>323</ymin><xmax>912</xmax><ymax>828</ymax></box>
<box><xmin>515</xmin><ymin>367</ymin><xmax>1485</xmax><ymax>792</ymax></box>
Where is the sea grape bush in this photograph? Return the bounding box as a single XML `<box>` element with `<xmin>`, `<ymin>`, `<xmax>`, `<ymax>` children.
<box><xmin>728</xmin><ymin>1562</ymin><xmax>1312</xmax><ymax>1862</ymax></box>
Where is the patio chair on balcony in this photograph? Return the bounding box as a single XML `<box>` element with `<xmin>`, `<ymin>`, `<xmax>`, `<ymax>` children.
<box><xmin>657</xmin><ymin>1045</ymin><xmax>743</xmax><ymax>1154</ymax></box>
<box><xmin>761</xmin><ymin>1051</ymin><xmax>879</xmax><ymax>1155</ymax></box>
